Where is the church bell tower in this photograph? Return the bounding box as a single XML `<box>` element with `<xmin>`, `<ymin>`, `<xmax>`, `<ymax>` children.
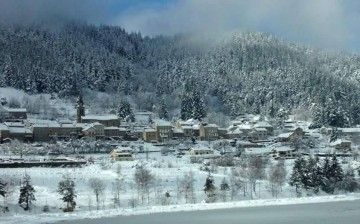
<box><xmin>76</xmin><ymin>95</ymin><xmax>85</xmax><ymax>123</ymax></box>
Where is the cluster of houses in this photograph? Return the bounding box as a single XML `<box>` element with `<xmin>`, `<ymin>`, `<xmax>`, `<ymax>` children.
<box><xmin>0</xmin><ymin>113</ymin><xmax>274</xmax><ymax>144</ymax></box>
<box><xmin>0</xmin><ymin>98</ymin><xmax>276</xmax><ymax>144</ymax></box>
<box><xmin>143</xmin><ymin>116</ymin><xmax>275</xmax><ymax>143</ymax></box>
<box><xmin>1</xmin><ymin>97</ymin><xmax>360</xmax><ymax>162</ymax></box>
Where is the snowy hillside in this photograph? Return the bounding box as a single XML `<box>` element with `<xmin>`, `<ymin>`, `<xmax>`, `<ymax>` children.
<box><xmin>1</xmin><ymin>23</ymin><xmax>360</xmax><ymax>127</ymax></box>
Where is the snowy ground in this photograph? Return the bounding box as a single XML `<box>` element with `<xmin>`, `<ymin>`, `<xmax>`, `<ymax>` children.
<box><xmin>0</xmin><ymin>140</ymin><xmax>359</xmax><ymax>224</ymax></box>
<box><xmin>2</xmin><ymin>194</ymin><xmax>360</xmax><ymax>224</ymax></box>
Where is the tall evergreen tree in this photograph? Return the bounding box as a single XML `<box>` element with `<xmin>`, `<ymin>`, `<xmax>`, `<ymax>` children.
<box><xmin>341</xmin><ymin>167</ymin><xmax>359</xmax><ymax>193</ymax></box>
<box><xmin>321</xmin><ymin>157</ymin><xmax>332</xmax><ymax>193</ymax></box>
<box><xmin>158</xmin><ymin>98</ymin><xmax>168</xmax><ymax>120</ymax></box>
<box><xmin>321</xmin><ymin>156</ymin><xmax>344</xmax><ymax>194</ymax></box>
<box><xmin>18</xmin><ymin>174</ymin><xmax>36</xmax><ymax>211</ymax></box>
<box><xmin>118</xmin><ymin>100</ymin><xmax>134</xmax><ymax>121</ymax></box>
<box><xmin>0</xmin><ymin>179</ymin><xmax>6</xmax><ymax>198</ymax></box>
<box><xmin>180</xmin><ymin>78</ymin><xmax>206</xmax><ymax>120</ymax></box>
<box><xmin>304</xmin><ymin>157</ymin><xmax>322</xmax><ymax>194</ymax></box>
<box><xmin>57</xmin><ymin>175</ymin><xmax>77</xmax><ymax>212</ymax></box>
<box><xmin>204</xmin><ymin>174</ymin><xmax>216</xmax><ymax>203</ymax></box>
<box><xmin>289</xmin><ymin>157</ymin><xmax>306</xmax><ymax>196</ymax></box>
<box><xmin>330</xmin><ymin>128</ymin><xmax>340</xmax><ymax>142</ymax></box>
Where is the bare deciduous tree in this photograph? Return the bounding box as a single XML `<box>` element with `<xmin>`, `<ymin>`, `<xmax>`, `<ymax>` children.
<box><xmin>180</xmin><ymin>171</ymin><xmax>196</xmax><ymax>204</ymax></box>
<box><xmin>88</xmin><ymin>178</ymin><xmax>106</xmax><ymax>210</ymax></box>
<box><xmin>134</xmin><ymin>164</ymin><xmax>154</xmax><ymax>204</ymax></box>
<box><xmin>8</xmin><ymin>140</ymin><xmax>28</xmax><ymax>158</ymax></box>
<box><xmin>248</xmin><ymin>156</ymin><xmax>266</xmax><ymax>198</ymax></box>
<box><xmin>268</xmin><ymin>159</ymin><xmax>287</xmax><ymax>198</ymax></box>
<box><xmin>111</xmin><ymin>164</ymin><xmax>124</xmax><ymax>207</ymax></box>
<box><xmin>230</xmin><ymin>167</ymin><xmax>245</xmax><ymax>200</ymax></box>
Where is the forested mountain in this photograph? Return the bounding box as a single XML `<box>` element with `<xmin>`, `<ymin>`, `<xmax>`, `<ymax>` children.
<box><xmin>1</xmin><ymin>22</ymin><xmax>360</xmax><ymax>127</ymax></box>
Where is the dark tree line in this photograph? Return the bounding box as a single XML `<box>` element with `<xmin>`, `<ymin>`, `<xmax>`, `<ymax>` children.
<box><xmin>290</xmin><ymin>156</ymin><xmax>358</xmax><ymax>196</ymax></box>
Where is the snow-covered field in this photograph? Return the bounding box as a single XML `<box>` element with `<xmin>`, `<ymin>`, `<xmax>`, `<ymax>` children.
<box><xmin>2</xmin><ymin>193</ymin><xmax>360</xmax><ymax>224</ymax></box>
<box><xmin>1</xmin><ymin>140</ymin><xmax>359</xmax><ymax>224</ymax></box>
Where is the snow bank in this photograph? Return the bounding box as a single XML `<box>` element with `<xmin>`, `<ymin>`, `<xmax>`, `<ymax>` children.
<box><xmin>2</xmin><ymin>194</ymin><xmax>360</xmax><ymax>224</ymax></box>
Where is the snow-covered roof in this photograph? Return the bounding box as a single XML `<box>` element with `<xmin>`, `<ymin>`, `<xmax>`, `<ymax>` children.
<box><xmin>278</xmin><ymin>132</ymin><xmax>292</xmax><ymax>138</ymax></box>
<box><xmin>144</xmin><ymin>128</ymin><xmax>156</xmax><ymax>132</ymax></box>
<box><xmin>5</xmin><ymin>108</ymin><xmax>27</xmax><ymax>113</ymax></box>
<box><xmin>192</xmin><ymin>124</ymin><xmax>200</xmax><ymax>130</ymax></box>
<box><xmin>134</xmin><ymin>111</ymin><xmax>153</xmax><ymax>115</ymax></box>
<box><xmin>8</xmin><ymin>127</ymin><xmax>32</xmax><ymax>134</ymax></box>
<box><xmin>254</xmin><ymin>121</ymin><xmax>272</xmax><ymax>128</ymax></box>
<box><xmin>330</xmin><ymin>139</ymin><xmax>351</xmax><ymax>146</ymax></box>
<box><xmin>227</xmin><ymin>127</ymin><xmax>243</xmax><ymax>135</ymax></box>
<box><xmin>58</xmin><ymin>119</ymin><xmax>73</xmax><ymax>124</ymax></box>
<box><xmin>4</xmin><ymin>122</ymin><xmax>24</xmax><ymax>127</ymax></box>
<box><xmin>60</xmin><ymin>123</ymin><xmax>78</xmax><ymax>128</ymax></box>
<box><xmin>173</xmin><ymin>128</ymin><xmax>184</xmax><ymax>133</ymax></box>
<box><xmin>248</xmin><ymin>115</ymin><xmax>262</xmax><ymax>123</ymax></box>
<box><xmin>82</xmin><ymin>115</ymin><xmax>119</xmax><ymax>121</ymax></box>
<box><xmin>104</xmin><ymin>126</ymin><xmax>120</xmax><ymax>130</ymax></box>
<box><xmin>33</xmin><ymin>123</ymin><xmax>57</xmax><ymax>128</ymax></box>
<box><xmin>237</xmin><ymin>123</ymin><xmax>252</xmax><ymax>130</ymax></box>
<box><xmin>33</xmin><ymin>121</ymin><xmax>79</xmax><ymax>129</ymax></box>
<box><xmin>112</xmin><ymin>146</ymin><xmax>133</xmax><ymax>154</ymax></box>
<box><xmin>245</xmin><ymin>147</ymin><xmax>272</xmax><ymax>155</ymax></box>
<box><xmin>182</xmin><ymin>125</ymin><xmax>193</xmax><ymax>130</ymax></box>
<box><xmin>155</xmin><ymin>119</ymin><xmax>172</xmax><ymax>126</ymax></box>
<box><xmin>83</xmin><ymin>122</ymin><xmax>104</xmax><ymax>131</ymax></box>
<box><xmin>273</xmin><ymin>145</ymin><xmax>294</xmax><ymax>152</ymax></box>
<box><xmin>255</xmin><ymin>127</ymin><xmax>268</xmax><ymax>132</ymax></box>
<box><xmin>179</xmin><ymin>118</ymin><xmax>200</xmax><ymax>126</ymax></box>
<box><xmin>0</xmin><ymin>124</ymin><xmax>9</xmax><ymax>131</ymax></box>
<box><xmin>340</xmin><ymin>128</ymin><xmax>360</xmax><ymax>133</ymax></box>
<box><xmin>203</xmin><ymin>123</ymin><xmax>218</xmax><ymax>128</ymax></box>
<box><xmin>190</xmin><ymin>146</ymin><xmax>213</xmax><ymax>151</ymax></box>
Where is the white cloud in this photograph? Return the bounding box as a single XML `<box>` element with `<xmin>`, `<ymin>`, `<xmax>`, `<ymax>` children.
<box><xmin>115</xmin><ymin>0</ymin><xmax>351</xmax><ymax>50</ymax></box>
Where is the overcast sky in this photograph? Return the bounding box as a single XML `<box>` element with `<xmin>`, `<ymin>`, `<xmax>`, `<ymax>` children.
<box><xmin>0</xmin><ymin>0</ymin><xmax>359</xmax><ymax>53</ymax></box>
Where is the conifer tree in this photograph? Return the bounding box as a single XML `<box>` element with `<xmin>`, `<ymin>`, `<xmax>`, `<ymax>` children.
<box><xmin>341</xmin><ymin>167</ymin><xmax>359</xmax><ymax>193</ymax></box>
<box><xmin>219</xmin><ymin>178</ymin><xmax>230</xmax><ymax>202</ymax></box>
<box><xmin>341</xmin><ymin>167</ymin><xmax>360</xmax><ymax>192</ymax></box>
<box><xmin>303</xmin><ymin>156</ymin><xmax>322</xmax><ymax>194</ymax></box>
<box><xmin>321</xmin><ymin>156</ymin><xmax>344</xmax><ymax>194</ymax></box>
<box><xmin>118</xmin><ymin>100</ymin><xmax>134</xmax><ymax>122</ymax></box>
<box><xmin>204</xmin><ymin>174</ymin><xmax>216</xmax><ymax>203</ymax></box>
<box><xmin>180</xmin><ymin>78</ymin><xmax>206</xmax><ymax>120</ymax></box>
<box><xmin>321</xmin><ymin>157</ymin><xmax>332</xmax><ymax>193</ymax></box>
<box><xmin>158</xmin><ymin>98</ymin><xmax>168</xmax><ymax>120</ymax></box>
<box><xmin>0</xmin><ymin>179</ymin><xmax>5</xmax><ymax>198</ymax></box>
<box><xmin>57</xmin><ymin>175</ymin><xmax>77</xmax><ymax>212</ymax></box>
<box><xmin>18</xmin><ymin>174</ymin><xmax>36</xmax><ymax>211</ymax></box>
<box><xmin>289</xmin><ymin>157</ymin><xmax>306</xmax><ymax>196</ymax></box>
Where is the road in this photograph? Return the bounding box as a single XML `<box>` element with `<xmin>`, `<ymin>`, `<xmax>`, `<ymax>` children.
<box><xmin>59</xmin><ymin>200</ymin><xmax>360</xmax><ymax>224</ymax></box>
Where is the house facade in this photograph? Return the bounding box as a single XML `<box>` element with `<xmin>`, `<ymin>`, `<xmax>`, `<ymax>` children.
<box><xmin>82</xmin><ymin>123</ymin><xmax>105</xmax><ymax>138</ymax></box>
<box><xmin>32</xmin><ymin>123</ymin><xmax>82</xmax><ymax>142</ymax></box>
<box><xmin>143</xmin><ymin>128</ymin><xmax>157</xmax><ymax>142</ymax></box>
<box><xmin>155</xmin><ymin>121</ymin><xmax>173</xmax><ymax>142</ymax></box>
<box><xmin>199</xmin><ymin>123</ymin><xmax>219</xmax><ymax>141</ymax></box>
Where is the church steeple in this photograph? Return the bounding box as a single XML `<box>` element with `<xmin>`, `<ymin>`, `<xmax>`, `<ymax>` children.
<box><xmin>76</xmin><ymin>95</ymin><xmax>85</xmax><ymax>123</ymax></box>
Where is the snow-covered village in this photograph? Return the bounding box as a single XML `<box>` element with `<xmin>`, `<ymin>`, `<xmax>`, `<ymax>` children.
<box><xmin>2</xmin><ymin>1</ymin><xmax>360</xmax><ymax>224</ymax></box>
<box><xmin>1</xmin><ymin>87</ymin><xmax>360</xmax><ymax>223</ymax></box>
